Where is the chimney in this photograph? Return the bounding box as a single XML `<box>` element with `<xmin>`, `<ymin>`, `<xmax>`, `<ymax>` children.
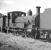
<box><xmin>35</xmin><ymin>6</ymin><xmax>41</xmax><ymax>28</ymax></box>
<box><xmin>36</xmin><ymin>6</ymin><xmax>41</xmax><ymax>16</ymax></box>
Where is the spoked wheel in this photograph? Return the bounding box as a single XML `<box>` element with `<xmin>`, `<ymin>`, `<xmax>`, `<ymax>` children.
<box><xmin>47</xmin><ymin>33</ymin><xmax>51</xmax><ymax>42</ymax></box>
<box><xmin>35</xmin><ymin>31</ymin><xmax>40</xmax><ymax>39</ymax></box>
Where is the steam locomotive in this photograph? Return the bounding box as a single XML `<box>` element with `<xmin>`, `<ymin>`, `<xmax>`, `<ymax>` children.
<box><xmin>0</xmin><ymin>10</ymin><xmax>37</xmax><ymax>38</ymax></box>
<box><xmin>0</xmin><ymin>6</ymin><xmax>51</xmax><ymax>40</ymax></box>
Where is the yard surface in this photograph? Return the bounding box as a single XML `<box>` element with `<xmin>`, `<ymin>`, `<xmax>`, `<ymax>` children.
<box><xmin>0</xmin><ymin>32</ymin><xmax>51</xmax><ymax>50</ymax></box>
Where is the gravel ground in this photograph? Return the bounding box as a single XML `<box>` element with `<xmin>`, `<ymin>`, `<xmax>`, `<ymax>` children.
<box><xmin>0</xmin><ymin>32</ymin><xmax>51</xmax><ymax>50</ymax></box>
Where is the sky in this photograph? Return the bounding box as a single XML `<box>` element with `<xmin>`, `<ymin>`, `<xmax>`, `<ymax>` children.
<box><xmin>0</xmin><ymin>0</ymin><xmax>51</xmax><ymax>15</ymax></box>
